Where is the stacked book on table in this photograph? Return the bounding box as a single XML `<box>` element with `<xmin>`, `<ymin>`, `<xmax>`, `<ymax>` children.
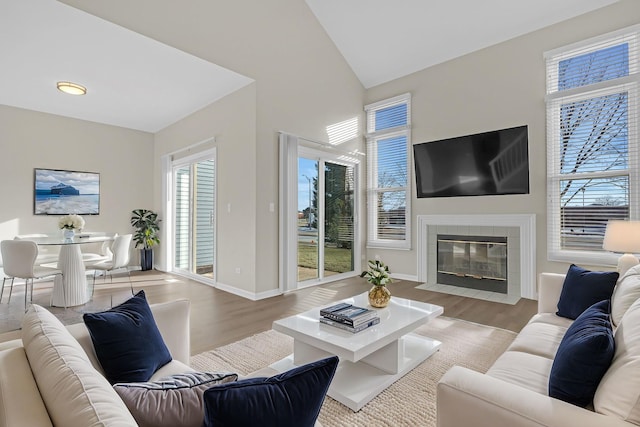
<box><xmin>319</xmin><ymin>302</ymin><xmax>380</xmax><ymax>333</ymax></box>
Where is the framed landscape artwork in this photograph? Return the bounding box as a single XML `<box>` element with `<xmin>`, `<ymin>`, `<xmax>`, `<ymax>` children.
<box><xmin>34</xmin><ymin>168</ymin><xmax>100</xmax><ymax>215</ymax></box>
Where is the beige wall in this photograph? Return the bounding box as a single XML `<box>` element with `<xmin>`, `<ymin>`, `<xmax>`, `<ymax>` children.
<box><xmin>153</xmin><ymin>83</ymin><xmax>257</xmax><ymax>293</ymax></box>
<box><xmin>62</xmin><ymin>0</ymin><xmax>366</xmax><ymax>296</ymax></box>
<box><xmin>365</xmin><ymin>0</ymin><xmax>640</xmax><ymax>278</ymax></box>
<box><xmin>0</xmin><ymin>105</ymin><xmax>154</xmax><ymax>248</ymax></box>
<box><xmin>52</xmin><ymin>1</ymin><xmax>640</xmax><ymax>296</ymax></box>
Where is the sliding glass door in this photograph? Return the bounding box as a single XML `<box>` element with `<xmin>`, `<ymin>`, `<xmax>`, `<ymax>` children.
<box><xmin>298</xmin><ymin>151</ymin><xmax>356</xmax><ymax>284</ymax></box>
<box><xmin>173</xmin><ymin>150</ymin><xmax>216</xmax><ymax>283</ymax></box>
<box><xmin>298</xmin><ymin>158</ymin><xmax>319</xmax><ymax>281</ymax></box>
<box><xmin>323</xmin><ymin>161</ymin><xmax>355</xmax><ymax>278</ymax></box>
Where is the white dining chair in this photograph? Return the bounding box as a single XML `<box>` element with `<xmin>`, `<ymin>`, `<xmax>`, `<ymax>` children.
<box><xmin>14</xmin><ymin>234</ymin><xmax>59</xmax><ymax>265</ymax></box>
<box><xmin>0</xmin><ymin>251</ymin><xmax>9</xmax><ymax>304</ymax></box>
<box><xmin>85</xmin><ymin>234</ymin><xmax>133</xmax><ymax>297</ymax></box>
<box><xmin>0</xmin><ymin>240</ymin><xmax>65</xmax><ymax>310</ymax></box>
<box><xmin>81</xmin><ymin>232</ymin><xmax>117</xmax><ymax>263</ymax></box>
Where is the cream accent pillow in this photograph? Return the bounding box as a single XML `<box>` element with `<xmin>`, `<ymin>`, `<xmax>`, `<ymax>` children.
<box><xmin>22</xmin><ymin>304</ymin><xmax>137</xmax><ymax>427</ymax></box>
<box><xmin>611</xmin><ymin>265</ymin><xmax>640</xmax><ymax>326</ymax></box>
<box><xmin>594</xmin><ymin>297</ymin><xmax>640</xmax><ymax>422</ymax></box>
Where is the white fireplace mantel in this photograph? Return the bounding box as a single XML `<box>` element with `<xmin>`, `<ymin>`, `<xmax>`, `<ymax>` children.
<box><xmin>417</xmin><ymin>214</ymin><xmax>537</xmax><ymax>300</ymax></box>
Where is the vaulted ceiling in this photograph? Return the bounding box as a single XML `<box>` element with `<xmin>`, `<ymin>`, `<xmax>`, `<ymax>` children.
<box><xmin>0</xmin><ymin>0</ymin><xmax>620</xmax><ymax>132</ymax></box>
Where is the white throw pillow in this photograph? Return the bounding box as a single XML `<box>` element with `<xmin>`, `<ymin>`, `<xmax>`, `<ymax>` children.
<box><xmin>611</xmin><ymin>264</ymin><xmax>640</xmax><ymax>326</ymax></box>
<box><xmin>594</xmin><ymin>297</ymin><xmax>640</xmax><ymax>422</ymax></box>
<box><xmin>22</xmin><ymin>304</ymin><xmax>137</xmax><ymax>427</ymax></box>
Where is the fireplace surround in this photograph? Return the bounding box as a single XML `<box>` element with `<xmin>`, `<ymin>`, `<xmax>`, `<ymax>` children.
<box><xmin>416</xmin><ymin>214</ymin><xmax>536</xmax><ymax>303</ymax></box>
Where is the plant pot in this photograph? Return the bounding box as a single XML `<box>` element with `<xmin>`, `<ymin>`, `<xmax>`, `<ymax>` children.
<box><xmin>368</xmin><ymin>285</ymin><xmax>391</xmax><ymax>308</ymax></box>
<box><xmin>140</xmin><ymin>248</ymin><xmax>153</xmax><ymax>271</ymax></box>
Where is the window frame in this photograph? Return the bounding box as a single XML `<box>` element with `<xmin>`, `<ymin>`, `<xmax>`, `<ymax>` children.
<box><xmin>364</xmin><ymin>93</ymin><xmax>412</xmax><ymax>250</ymax></box>
<box><xmin>545</xmin><ymin>25</ymin><xmax>639</xmax><ymax>266</ymax></box>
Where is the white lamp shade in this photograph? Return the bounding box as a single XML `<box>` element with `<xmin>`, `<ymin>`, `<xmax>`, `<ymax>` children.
<box><xmin>603</xmin><ymin>221</ymin><xmax>640</xmax><ymax>254</ymax></box>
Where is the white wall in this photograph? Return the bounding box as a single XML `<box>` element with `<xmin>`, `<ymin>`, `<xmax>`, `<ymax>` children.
<box><xmin>61</xmin><ymin>0</ymin><xmax>366</xmax><ymax>296</ymax></box>
<box><xmin>364</xmin><ymin>0</ymin><xmax>640</xmax><ymax>278</ymax></box>
<box><xmin>0</xmin><ymin>105</ymin><xmax>154</xmax><ymax>248</ymax></box>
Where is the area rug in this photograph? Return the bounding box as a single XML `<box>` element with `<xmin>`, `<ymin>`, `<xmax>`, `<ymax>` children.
<box><xmin>191</xmin><ymin>316</ymin><xmax>516</xmax><ymax>427</ymax></box>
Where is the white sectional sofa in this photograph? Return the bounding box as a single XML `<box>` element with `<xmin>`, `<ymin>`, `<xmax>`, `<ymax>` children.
<box><xmin>437</xmin><ymin>269</ymin><xmax>640</xmax><ymax>427</ymax></box>
<box><xmin>0</xmin><ymin>299</ymin><xmax>193</xmax><ymax>426</ymax></box>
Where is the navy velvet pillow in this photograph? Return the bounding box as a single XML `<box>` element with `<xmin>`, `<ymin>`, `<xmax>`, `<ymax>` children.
<box><xmin>556</xmin><ymin>264</ymin><xmax>618</xmax><ymax>320</ymax></box>
<box><xmin>549</xmin><ymin>300</ymin><xmax>615</xmax><ymax>407</ymax></box>
<box><xmin>83</xmin><ymin>290</ymin><xmax>172</xmax><ymax>384</ymax></box>
<box><xmin>202</xmin><ymin>356</ymin><xmax>338</xmax><ymax>427</ymax></box>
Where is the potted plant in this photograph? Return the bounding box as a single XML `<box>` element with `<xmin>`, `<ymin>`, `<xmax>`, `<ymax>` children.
<box><xmin>360</xmin><ymin>259</ymin><xmax>393</xmax><ymax>308</ymax></box>
<box><xmin>130</xmin><ymin>209</ymin><xmax>160</xmax><ymax>271</ymax></box>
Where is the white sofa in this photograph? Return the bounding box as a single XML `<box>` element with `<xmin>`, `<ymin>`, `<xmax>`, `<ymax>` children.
<box><xmin>437</xmin><ymin>270</ymin><xmax>640</xmax><ymax>427</ymax></box>
<box><xmin>0</xmin><ymin>299</ymin><xmax>193</xmax><ymax>426</ymax></box>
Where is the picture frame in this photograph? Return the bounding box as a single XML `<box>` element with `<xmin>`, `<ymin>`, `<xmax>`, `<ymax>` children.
<box><xmin>34</xmin><ymin>168</ymin><xmax>100</xmax><ymax>215</ymax></box>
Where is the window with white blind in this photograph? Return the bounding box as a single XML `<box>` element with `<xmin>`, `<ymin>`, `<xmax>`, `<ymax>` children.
<box><xmin>365</xmin><ymin>93</ymin><xmax>411</xmax><ymax>249</ymax></box>
<box><xmin>546</xmin><ymin>25</ymin><xmax>639</xmax><ymax>264</ymax></box>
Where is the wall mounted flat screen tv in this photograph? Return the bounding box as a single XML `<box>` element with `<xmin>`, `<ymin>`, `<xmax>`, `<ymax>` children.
<box><xmin>34</xmin><ymin>168</ymin><xmax>100</xmax><ymax>215</ymax></box>
<box><xmin>413</xmin><ymin>125</ymin><xmax>529</xmax><ymax>198</ymax></box>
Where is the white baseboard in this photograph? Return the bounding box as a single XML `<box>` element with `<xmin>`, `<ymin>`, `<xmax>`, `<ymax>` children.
<box><xmin>392</xmin><ymin>273</ymin><xmax>418</xmax><ymax>282</ymax></box>
<box><xmin>215</xmin><ymin>281</ymin><xmax>282</xmax><ymax>301</ymax></box>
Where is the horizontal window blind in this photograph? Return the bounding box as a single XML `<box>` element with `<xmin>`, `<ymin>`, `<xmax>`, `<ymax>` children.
<box><xmin>547</xmin><ymin>25</ymin><xmax>639</xmax><ymax>260</ymax></box>
<box><xmin>546</xmin><ymin>25</ymin><xmax>639</xmax><ymax>94</ymax></box>
<box><xmin>365</xmin><ymin>94</ymin><xmax>411</xmax><ymax>248</ymax></box>
<box><xmin>375</xmin><ymin>135</ymin><xmax>408</xmax><ymax>188</ymax></box>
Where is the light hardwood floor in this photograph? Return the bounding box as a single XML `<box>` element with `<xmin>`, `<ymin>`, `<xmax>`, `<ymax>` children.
<box><xmin>129</xmin><ymin>271</ymin><xmax>537</xmax><ymax>355</ymax></box>
<box><xmin>0</xmin><ymin>270</ymin><xmax>538</xmax><ymax>355</ymax></box>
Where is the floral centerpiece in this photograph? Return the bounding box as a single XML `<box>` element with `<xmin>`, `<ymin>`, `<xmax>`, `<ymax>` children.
<box><xmin>360</xmin><ymin>260</ymin><xmax>393</xmax><ymax>308</ymax></box>
<box><xmin>58</xmin><ymin>214</ymin><xmax>85</xmax><ymax>238</ymax></box>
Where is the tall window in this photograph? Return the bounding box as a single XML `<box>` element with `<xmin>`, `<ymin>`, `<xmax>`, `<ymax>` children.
<box><xmin>546</xmin><ymin>25</ymin><xmax>639</xmax><ymax>263</ymax></box>
<box><xmin>365</xmin><ymin>93</ymin><xmax>411</xmax><ymax>249</ymax></box>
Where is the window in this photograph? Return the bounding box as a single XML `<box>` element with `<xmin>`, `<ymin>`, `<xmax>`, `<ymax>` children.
<box><xmin>365</xmin><ymin>93</ymin><xmax>411</xmax><ymax>249</ymax></box>
<box><xmin>546</xmin><ymin>25</ymin><xmax>639</xmax><ymax>264</ymax></box>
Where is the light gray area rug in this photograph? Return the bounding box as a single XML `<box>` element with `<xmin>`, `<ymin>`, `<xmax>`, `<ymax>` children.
<box><xmin>191</xmin><ymin>316</ymin><xmax>516</xmax><ymax>427</ymax></box>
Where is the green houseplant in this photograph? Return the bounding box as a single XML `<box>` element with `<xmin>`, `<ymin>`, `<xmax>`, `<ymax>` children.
<box><xmin>360</xmin><ymin>260</ymin><xmax>392</xmax><ymax>308</ymax></box>
<box><xmin>130</xmin><ymin>209</ymin><xmax>160</xmax><ymax>271</ymax></box>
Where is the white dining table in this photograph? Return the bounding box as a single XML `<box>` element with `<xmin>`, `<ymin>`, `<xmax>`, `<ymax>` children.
<box><xmin>28</xmin><ymin>234</ymin><xmax>114</xmax><ymax>307</ymax></box>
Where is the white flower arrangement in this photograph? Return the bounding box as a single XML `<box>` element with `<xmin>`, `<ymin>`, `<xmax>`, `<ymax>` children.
<box><xmin>360</xmin><ymin>260</ymin><xmax>393</xmax><ymax>286</ymax></box>
<box><xmin>58</xmin><ymin>214</ymin><xmax>85</xmax><ymax>230</ymax></box>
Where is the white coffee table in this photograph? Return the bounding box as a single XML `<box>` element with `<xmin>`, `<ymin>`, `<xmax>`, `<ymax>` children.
<box><xmin>271</xmin><ymin>292</ymin><xmax>444</xmax><ymax>411</ymax></box>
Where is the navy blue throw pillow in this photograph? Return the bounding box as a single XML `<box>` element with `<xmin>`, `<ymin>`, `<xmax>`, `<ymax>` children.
<box><xmin>549</xmin><ymin>300</ymin><xmax>615</xmax><ymax>407</ymax></box>
<box><xmin>202</xmin><ymin>356</ymin><xmax>338</xmax><ymax>427</ymax></box>
<box><xmin>556</xmin><ymin>264</ymin><xmax>618</xmax><ymax>320</ymax></box>
<box><xmin>83</xmin><ymin>290</ymin><xmax>172</xmax><ymax>384</ymax></box>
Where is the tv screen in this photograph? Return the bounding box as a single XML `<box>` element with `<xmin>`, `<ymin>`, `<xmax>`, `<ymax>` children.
<box><xmin>34</xmin><ymin>168</ymin><xmax>100</xmax><ymax>215</ymax></box>
<box><xmin>413</xmin><ymin>125</ymin><xmax>529</xmax><ymax>198</ymax></box>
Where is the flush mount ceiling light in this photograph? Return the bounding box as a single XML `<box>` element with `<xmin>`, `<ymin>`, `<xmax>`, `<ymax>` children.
<box><xmin>56</xmin><ymin>81</ymin><xmax>87</xmax><ymax>95</ymax></box>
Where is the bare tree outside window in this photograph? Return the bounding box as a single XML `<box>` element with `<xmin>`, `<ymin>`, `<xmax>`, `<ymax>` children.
<box><xmin>554</xmin><ymin>42</ymin><xmax>631</xmax><ymax>250</ymax></box>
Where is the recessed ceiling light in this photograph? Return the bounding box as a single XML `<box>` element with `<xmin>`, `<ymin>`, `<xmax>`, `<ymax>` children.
<box><xmin>56</xmin><ymin>81</ymin><xmax>87</xmax><ymax>96</ymax></box>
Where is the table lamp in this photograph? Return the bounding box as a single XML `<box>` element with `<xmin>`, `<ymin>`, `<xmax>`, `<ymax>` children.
<box><xmin>602</xmin><ymin>220</ymin><xmax>640</xmax><ymax>276</ymax></box>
